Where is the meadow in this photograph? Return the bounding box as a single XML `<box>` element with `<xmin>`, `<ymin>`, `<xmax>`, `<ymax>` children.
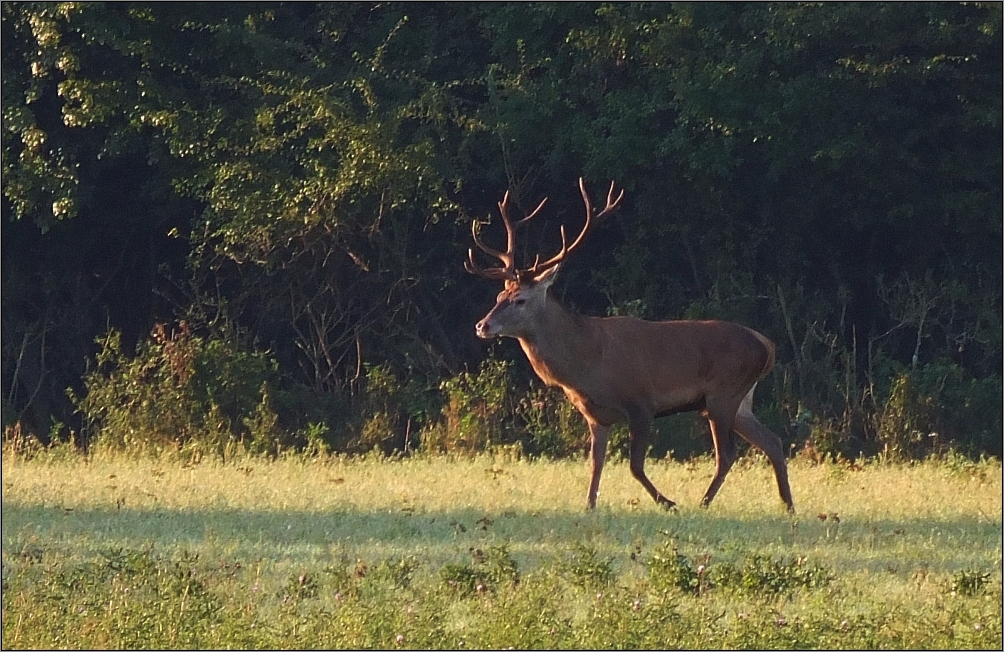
<box><xmin>2</xmin><ymin>448</ymin><xmax>1001</xmax><ymax>649</ymax></box>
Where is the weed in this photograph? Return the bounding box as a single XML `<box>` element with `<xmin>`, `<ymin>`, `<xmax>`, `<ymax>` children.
<box><xmin>280</xmin><ymin>571</ymin><xmax>319</xmax><ymax>604</ymax></box>
<box><xmin>368</xmin><ymin>555</ymin><xmax>419</xmax><ymax>590</ymax></box>
<box><xmin>430</xmin><ymin>356</ymin><xmax>514</xmax><ymax>454</ymax></box>
<box><xmin>648</xmin><ymin>541</ymin><xmax>710</xmax><ymax>596</ymax></box>
<box><xmin>559</xmin><ymin>543</ymin><xmax>615</xmax><ymax>589</ymax></box>
<box><xmin>949</xmin><ymin>568</ymin><xmax>992</xmax><ymax>596</ymax></box>
<box><xmin>439</xmin><ymin>545</ymin><xmax>519</xmax><ymax>596</ymax></box>
<box><xmin>711</xmin><ymin>553</ymin><xmax>832</xmax><ymax>596</ymax></box>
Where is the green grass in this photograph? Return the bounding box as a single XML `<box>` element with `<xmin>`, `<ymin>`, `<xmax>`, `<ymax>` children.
<box><xmin>2</xmin><ymin>449</ymin><xmax>1001</xmax><ymax>649</ymax></box>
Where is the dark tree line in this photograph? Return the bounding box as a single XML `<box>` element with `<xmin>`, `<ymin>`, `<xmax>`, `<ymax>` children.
<box><xmin>3</xmin><ymin>2</ymin><xmax>1000</xmax><ymax>459</ymax></box>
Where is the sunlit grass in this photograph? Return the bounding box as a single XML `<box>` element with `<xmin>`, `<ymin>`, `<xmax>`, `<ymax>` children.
<box><xmin>3</xmin><ymin>449</ymin><xmax>1001</xmax><ymax>648</ymax></box>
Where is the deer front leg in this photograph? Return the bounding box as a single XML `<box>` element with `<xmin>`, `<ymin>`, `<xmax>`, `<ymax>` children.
<box><xmin>586</xmin><ymin>421</ymin><xmax>609</xmax><ymax>509</ymax></box>
<box><xmin>627</xmin><ymin>407</ymin><xmax>676</xmax><ymax>510</ymax></box>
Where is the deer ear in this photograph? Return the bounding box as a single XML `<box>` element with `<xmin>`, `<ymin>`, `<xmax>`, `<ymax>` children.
<box><xmin>532</xmin><ymin>264</ymin><xmax>560</xmax><ymax>288</ymax></box>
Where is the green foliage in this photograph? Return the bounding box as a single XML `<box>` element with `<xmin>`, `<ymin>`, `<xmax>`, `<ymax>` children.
<box><xmin>349</xmin><ymin>363</ymin><xmax>436</xmax><ymax>454</ymax></box>
<box><xmin>367</xmin><ymin>556</ymin><xmax>420</xmax><ymax>591</ymax></box>
<box><xmin>875</xmin><ymin>363</ymin><xmax>1004</xmax><ymax>461</ymax></box>
<box><xmin>426</xmin><ymin>355</ymin><xmax>515</xmax><ymax>454</ymax></box>
<box><xmin>647</xmin><ymin>543</ymin><xmax>831</xmax><ymax>598</ymax></box>
<box><xmin>559</xmin><ymin>543</ymin><xmax>615</xmax><ymax>590</ymax></box>
<box><xmin>647</xmin><ymin>540</ymin><xmax>711</xmax><ymax>596</ymax></box>
<box><xmin>11</xmin><ymin>547</ymin><xmax>224</xmax><ymax>649</ymax></box>
<box><xmin>439</xmin><ymin>545</ymin><xmax>519</xmax><ymax>596</ymax></box>
<box><xmin>279</xmin><ymin>571</ymin><xmax>320</xmax><ymax>604</ymax></box>
<box><xmin>2</xmin><ymin>454</ymin><xmax>1002</xmax><ymax>649</ymax></box>
<box><xmin>73</xmin><ymin>324</ymin><xmax>282</xmax><ymax>458</ymax></box>
<box><xmin>949</xmin><ymin>569</ymin><xmax>994</xmax><ymax>597</ymax></box>
<box><xmin>710</xmin><ymin>553</ymin><xmax>832</xmax><ymax>597</ymax></box>
<box><xmin>516</xmin><ymin>386</ymin><xmax>585</xmax><ymax>458</ymax></box>
<box><xmin>2</xmin><ymin>541</ymin><xmax>997</xmax><ymax>650</ymax></box>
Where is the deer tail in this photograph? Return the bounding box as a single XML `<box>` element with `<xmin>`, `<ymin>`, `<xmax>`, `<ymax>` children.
<box><xmin>751</xmin><ymin>329</ymin><xmax>776</xmax><ymax>381</ymax></box>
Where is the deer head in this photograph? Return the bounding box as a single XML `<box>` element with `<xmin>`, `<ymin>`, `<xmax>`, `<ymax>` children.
<box><xmin>466</xmin><ymin>178</ymin><xmax>623</xmax><ymax>339</ymax></box>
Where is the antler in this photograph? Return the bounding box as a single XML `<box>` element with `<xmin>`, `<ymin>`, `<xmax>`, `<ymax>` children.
<box><xmin>465</xmin><ymin>178</ymin><xmax>623</xmax><ymax>281</ymax></box>
<box><xmin>527</xmin><ymin>178</ymin><xmax>624</xmax><ymax>276</ymax></box>
<box><xmin>465</xmin><ymin>190</ymin><xmax>548</xmax><ymax>280</ymax></box>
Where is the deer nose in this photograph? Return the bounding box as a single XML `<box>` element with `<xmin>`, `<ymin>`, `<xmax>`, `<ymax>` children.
<box><xmin>475</xmin><ymin>319</ymin><xmax>493</xmax><ymax>339</ymax></box>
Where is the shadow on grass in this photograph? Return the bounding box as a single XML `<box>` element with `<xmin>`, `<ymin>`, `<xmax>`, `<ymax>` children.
<box><xmin>3</xmin><ymin>500</ymin><xmax>1000</xmax><ymax>575</ymax></box>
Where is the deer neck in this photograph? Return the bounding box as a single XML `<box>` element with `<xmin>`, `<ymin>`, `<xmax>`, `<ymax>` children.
<box><xmin>516</xmin><ymin>298</ymin><xmax>599</xmax><ymax>388</ymax></box>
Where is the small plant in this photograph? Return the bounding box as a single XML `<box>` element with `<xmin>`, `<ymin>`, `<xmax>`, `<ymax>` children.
<box><xmin>350</xmin><ymin>363</ymin><xmax>436</xmax><ymax>455</ymax></box>
<box><xmin>516</xmin><ymin>386</ymin><xmax>583</xmax><ymax>458</ymax></box>
<box><xmin>439</xmin><ymin>545</ymin><xmax>519</xmax><ymax>596</ymax></box>
<box><xmin>560</xmin><ymin>544</ymin><xmax>615</xmax><ymax>590</ymax></box>
<box><xmin>711</xmin><ymin>553</ymin><xmax>831</xmax><ymax>596</ymax></box>
<box><xmin>648</xmin><ymin>542</ymin><xmax>710</xmax><ymax>596</ymax></box>
<box><xmin>949</xmin><ymin>569</ymin><xmax>992</xmax><ymax>596</ymax></box>
<box><xmin>280</xmin><ymin>572</ymin><xmax>319</xmax><ymax>604</ymax></box>
<box><xmin>368</xmin><ymin>556</ymin><xmax>419</xmax><ymax>590</ymax></box>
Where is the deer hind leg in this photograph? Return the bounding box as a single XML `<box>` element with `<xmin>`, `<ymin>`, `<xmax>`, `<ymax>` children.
<box><xmin>700</xmin><ymin>400</ymin><xmax>739</xmax><ymax>508</ymax></box>
<box><xmin>627</xmin><ymin>407</ymin><xmax>676</xmax><ymax>510</ymax></box>
<box><xmin>732</xmin><ymin>387</ymin><xmax>795</xmax><ymax>513</ymax></box>
<box><xmin>586</xmin><ymin>421</ymin><xmax>610</xmax><ymax>509</ymax></box>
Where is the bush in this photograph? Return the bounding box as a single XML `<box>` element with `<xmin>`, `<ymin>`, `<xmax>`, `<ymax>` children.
<box><xmin>73</xmin><ymin>323</ymin><xmax>283</xmax><ymax>457</ymax></box>
<box><xmin>874</xmin><ymin>362</ymin><xmax>1003</xmax><ymax>460</ymax></box>
<box><xmin>347</xmin><ymin>363</ymin><xmax>437</xmax><ymax>455</ymax></box>
<box><xmin>422</xmin><ymin>355</ymin><xmax>515</xmax><ymax>455</ymax></box>
<box><xmin>648</xmin><ymin>541</ymin><xmax>710</xmax><ymax>596</ymax></box>
<box><xmin>423</xmin><ymin>355</ymin><xmax>592</xmax><ymax>458</ymax></box>
<box><xmin>439</xmin><ymin>545</ymin><xmax>519</xmax><ymax>596</ymax></box>
<box><xmin>559</xmin><ymin>544</ymin><xmax>615</xmax><ymax>590</ymax></box>
<box><xmin>516</xmin><ymin>386</ymin><xmax>584</xmax><ymax>458</ymax></box>
<box><xmin>711</xmin><ymin>553</ymin><xmax>832</xmax><ymax>596</ymax></box>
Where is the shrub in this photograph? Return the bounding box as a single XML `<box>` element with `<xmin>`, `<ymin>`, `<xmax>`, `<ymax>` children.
<box><xmin>515</xmin><ymin>385</ymin><xmax>584</xmax><ymax>458</ymax></box>
<box><xmin>875</xmin><ymin>362</ymin><xmax>1003</xmax><ymax>460</ymax></box>
<box><xmin>439</xmin><ymin>545</ymin><xmax>519</xmax><ymax>596</ymax></box>
<box><xmin>348</xmin><ymin>363</ymin><xmax>437</xmax><ymax>455</ymax></box>
<box><xmin>559</xmin><ymin>544</ymin><xmax>615</xmax><ymax>590</ymax></box>
<box><xmin>711</xmin><ymin>553</ymin><xmax>831</xmax><ymax>596</ymax></box>
<box><xmin>423</xmin><ymin>355</ymin><xmax>515</xmax><ymax>454</ymax></box>
<box><xmin>648</xmin><ymin>542</ymin><xmax>710</xmax><ymax>596</ymax></box>
<box><xmin>73</xmin><ymin>323</ymin><xmax>282</xmax><ymax>457</ymax></box>
<box><xmin>949</xmin><ymin>569</ymin><xmax>992</xmax><ymax>597</ymax></box>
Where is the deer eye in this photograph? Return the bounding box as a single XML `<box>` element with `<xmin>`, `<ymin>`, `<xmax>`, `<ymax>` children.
<box><xmin>512</xmin><ymin>296</ymin><xmax>527</xmax><ymax>306</ymax></box>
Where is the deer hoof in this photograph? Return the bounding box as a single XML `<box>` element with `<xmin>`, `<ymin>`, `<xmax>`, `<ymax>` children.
<box><xmin>656</xmin><ymin>496</ymin><xmax>677</xmax><ymax>511</ymax></box>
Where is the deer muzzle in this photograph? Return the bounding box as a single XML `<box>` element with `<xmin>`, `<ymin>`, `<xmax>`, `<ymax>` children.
<box><xmin>475</xmin><ymin>317</ymin><xmax>496</xmax><ymax>339</ymax></box>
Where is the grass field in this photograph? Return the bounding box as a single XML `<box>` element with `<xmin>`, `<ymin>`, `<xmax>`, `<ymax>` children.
<box><xmin>2</xmin><ymin>448</ymin><xmax>1001</xmax><ymax>649</ymax></box>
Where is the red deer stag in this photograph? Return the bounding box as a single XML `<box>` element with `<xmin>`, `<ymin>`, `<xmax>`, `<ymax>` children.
<box><xmin>465</xmin><ymin>179</ymin><xmax>794</xmax><ymax>512</ymax></box>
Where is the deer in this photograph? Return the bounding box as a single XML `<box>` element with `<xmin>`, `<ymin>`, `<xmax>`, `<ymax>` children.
<box><xmin>465</xmin><ymin>178</ymin><xmax>794</xmax><ymax>513</ymax></box>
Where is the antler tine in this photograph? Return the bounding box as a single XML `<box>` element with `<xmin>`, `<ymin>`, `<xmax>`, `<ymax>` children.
<box><xmin>466</xmin><ymin>183</ymin><xmax>611</xmax><ymax>281</ymax></box>
<box><xmin>597</xmin><ymin>179</ymin><xmax>625</xmax><ymax>220</ymax></box>
<box><xmin>471</xmin><ymin>216</ymin><xmax>509</xmax><ymax>264</ymax></box>
<box><xmin>467</xmin><ymin>189</ymin><xmax>539</xmax><ymax>281</ymax></box>
<box><xmin>529</xmin><ymin>178</ymin><xmax>621</xmax><ymax>275</ymax></box>
<box><xmin>496</xmin><ymin>190</ymin><xmax>517</xmax><ymax>264</ymax></box>
<box><xmin>513</xmin><ymin>196</ymin><xmax>548</xmax><ymax>229</ymax></box>
<box><xmin>465</xmin><ymin>247</ymin><xmax>511</xmax><ymax>280</ymax></box>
